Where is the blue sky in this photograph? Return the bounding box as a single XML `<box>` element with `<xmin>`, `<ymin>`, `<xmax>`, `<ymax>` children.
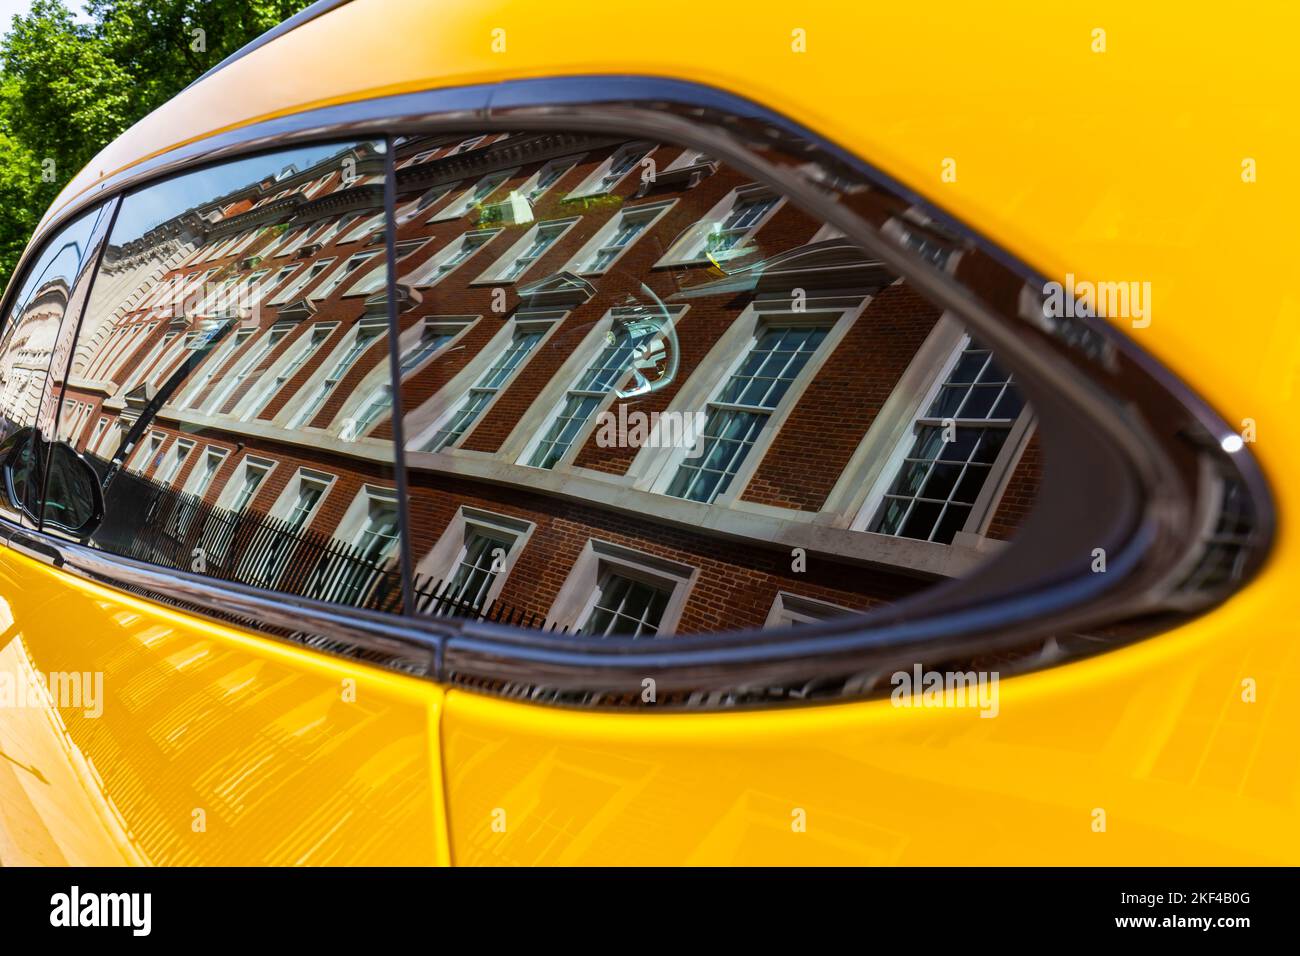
<box><xmin>0</xmin><ymin>0</ymin><xmax>91</xmax><ymax>34</ymax></box>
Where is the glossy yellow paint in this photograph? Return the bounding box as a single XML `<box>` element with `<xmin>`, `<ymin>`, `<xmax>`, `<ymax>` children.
<box><xmin>0</xmin><ymin>547</ymin><xmax>449</xmax><ymax>865</ymax></box>
<box><xmin>11</xmin><ymin>0</ymin><xmax>1298</xmax><ymax>864</ymax></box>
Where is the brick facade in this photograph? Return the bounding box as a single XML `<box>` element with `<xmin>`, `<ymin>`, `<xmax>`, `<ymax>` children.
<box><xmin>13</xmin><ymin>131</ymin><xmax>1041</xmax><ymax>636</ymax></box>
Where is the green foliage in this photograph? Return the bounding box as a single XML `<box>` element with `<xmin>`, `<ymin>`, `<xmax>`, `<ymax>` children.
<box><xmin>0</xmin><ymin>0</ymin><xmax>312</xmax><ymax>291</ymax></box>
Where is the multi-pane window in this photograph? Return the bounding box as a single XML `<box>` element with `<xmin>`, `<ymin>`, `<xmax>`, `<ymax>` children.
<box><xmin>579</xmin><ymin>205</ymin><xmax>665</xmax><ymax>273</ymax></box>
<box><xmin>180</xmin><ymin>328</ymin><xmax>253</xmax><ymax>410</ymax></box>
<box><xmin>172</xmin><ymin>446</ymin><xmax>226</xmax><ymax>533</ymax></box>
<box><xmin>241</xmin><ymin>324</ymin><xmax>336</xmax><ymax>421</ymax></box>
<box><xmin>527</xmin><ymin>321</ymin><xmax>656</xmax><ymax>469</ymax></box>
<box><xmin>438</xmin><ymin>171</ymin><xmax>512</xmax><ymax>220</ymax></box>
<box><xmin>420</xmin><ymin>327</ymin><xmax>544</xmax><ymax>452</ymax></box>
<box><xmin>448</xmin><ymin>136</ymin><xmax>485</xmax><ymax>155</ymax></box>
<box><xmin>203</xmin><ymin>324</ymin><xmax>290</xmax><ymax>414</ymax></box>
<box><xmin>500</xmin><ymin>221</ymin><xmax>568</xmax><ymax>280</ymax></box>
<box><xmin>439</xmin><ymin>529</ymin><xmax>512</xmax><ymax>614</ymax></box>
<box><xmin>870</xmin><ymin>338</ymin><xmax>1023</xmax><ymax>544</ymax></box>
<box><xmin>397</xmin><ymin>185</ymin><xmax>456</xmax><ymax>223</ymax></box>
<box><xmin>258</xmin><ymin>264</ymin><xmax>300</xmax><ymax>301</ymax></box>
<box><xmin>326</xmin><ymin>494</ymin><xmax>400</xmax><ymax>606</ymax></box>
<box><xmin>399</xmin><ymin>324</ymin><xmax>460</xmax><ymax>374</ymax></box>
<box><xmin>339</xmin><ymin>212</ymin><xmax>383</xmax><ymax>244</ymax></box>
<box><xmin>343</xmin><ymin>385</ymin><xmax>392</xmax><ymax>441</ymax></box>
<box><xmin>404</xmin><ymin>230</ymin><xmax>497</xmax><ymax>286</ymax></box>
<box><xmin>312</xmin><ymin>251</ymin><xmax>380</xmax><ymax>300</ymax></box>
<box><xmin>189</xmin><ymin>448</ymin><xmax>227</xmax><ymax>498</ymax></box>
<box><xmin>252</xmin><ymin>475</ymin><xmax>327</xmax><ymax>585</ymax></box>
<box><xmin>89</xmin><ymin>419</ymin><xmax>109</xmax><ymax>452</ymax></box>
<box><xmin>708</xmin><ymin>193</ymin><xmax>779</xmax><ymax>253</ymax></box>
<box><xmin>526</xmin><ymin>159</ymin><xmax>574</xmax><ymax>200</ymax></box>
<box><xmin>287</xmin><ymin>322</ymin><xmax>385</xmax><ymax>429</ymax></box>
<box><xmin>579</xmin><ymin>572</ymin><xmax>670</xmax><ymax>638</ymax></box>
<box><xmin>134</xmin><ymin>432</ymin><xmax>165</xmax><ymax>474</ymax></box>
<box><xmin>158</xmin><ymin>439</ymin><xmax>194</xmax><ymax>486</ymax></box>
<box><xmin>229</xmin><ymin>462</ymin><xmax>269</xmax><ymax>515</ymax></box>
<box><xmin>667</xmin><ymin>325</ymin><xmax>827</xmax><ymax>504</ymax></box>
<box><xmin>268</xmin><ymin>258</ymin><xmax>334</xmax><ymax>305</ymax></box>
<box><xmin>592</xmin><ymin>145</ymin><xmax>648</xmax><ymax>195</ymax></box>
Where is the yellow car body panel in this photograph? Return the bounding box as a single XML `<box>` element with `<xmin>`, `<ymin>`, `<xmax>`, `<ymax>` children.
<box><xmin>5</xmin><ymin>0</ymin><xmax>1294</xmax><ymax>864</ymax></box>
<box><xmin>0</xmin><ymin>547</ymin><xmax>449</xmax><ymax>865</ymax></box>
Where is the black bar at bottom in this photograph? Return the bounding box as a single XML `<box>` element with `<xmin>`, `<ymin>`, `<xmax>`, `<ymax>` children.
<box><xmin>0</xmin><ymin>867</ymin><xmax>1285</xmax><ymax>940</ymax></box>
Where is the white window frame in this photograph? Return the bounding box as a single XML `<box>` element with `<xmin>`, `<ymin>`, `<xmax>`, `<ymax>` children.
<box><xmin>396</xmin><ymin>183</ymin><xmax>458</xmax><ymax>224</ymax></box>
<box><xmin>654</xmin><ymin>183</ymin><xmax>784</xmax><ymax>267</ymax></box>
<box><xmin>244</xmin><ymin>466</ymin><xmax>336</xmax><ymax>585</ymax></box>
<box><xmin>515</xmin><ymin>305</ymin><xmax>686</xmax><ymax>470</ymax></box>
<box><xmin>417</xmin><ymin>507</ymin><xmax>536</xmax><ymax>614</ymax></box>
<box><xmin>397</xmin><ymin>317</ymin><xmax>476</xmax><ymax>377</ymax></box>
<box><xmin>546</xmin><ymin>539</ymin><xmax>696</xmax><ymax>637</ymax></box>
<box><xmin>519</xmin><ymin>155</ymin><xmax>581</xmax><ymax>201</ymax></box>
<box><xmin>311</xmin><ymin>250</ymin><xmax>382</xmax><ymax>300</ymax></box>
<box><xmin>431</xmin><ymin>168</ymin><xmax>518</xmax><ymax>222</ymax></box>
<box><xmin>851</xmin><ymin>333</ymin><xmax>1030</xmax><ymax>544</ymax></box>
<box><xmin>765</xmin><ymin>592</ymin><xmax>854</xmax><ymax>628</ymax></box>
<box><xmin>267</xmin><ymin>257</ymin><xmax>335</xmax><ymax>305</ymax></box>
<box><xmin>338</xmin><ymin>211</ymin><xmax>383</xmax><ymax>244</ymax></box>
<box><xmin>410</xmin><ymin>318</ymin><xmax>552</xmax><ymax>453</ymax></box>
<box><xmin>472</xmin><ymin>218</ymin><xmax>579</xmax><ymax>284</ymax></box>
<box><xmin>402</xmin><ymin>229</ymin><xmax>501</xmax><ymax>287</ymax></box>
<box><xmin>131</xmin><ymin>431</ymin><xmax>166</xmax><ymax>474</ymax></box>
<box><xmin>567</xmin><ymin>143</ymin><xmax>654</xmax><ymax>199</ymax></box>
<box><xmin>156</xmin><ymin>437</ymin><xmax>195</xmax><ymax>487</ymax></box>
<box><xmin>215</xmin><ymin>454</ymin><xmax>277</xmax><ymax>515</ymax></box>
<box><xmin>285</xmin><ymin>318</ymin><xmax>387</xmax><ymax>430</ymax></box>
<box><xmin>88</xmin><ymin>417</ymin><xmax>109</xmax><ymax>453</ymax></box>
<box><xmin>177</xmin><ymin>327</ymin><xmax>255</xmax><ymax>410</ymax></box>
<box><xmin>200</xmin><ymin>322</ymin><xmax>293</xmax><ymax>415</ymax></box>
<box><xmin>237</xmin><ymin>322</ymin><xmax>338</xmax><ymax>421</ymax></box>
<box><xmin>633</xmin><ymin>309</ymin><xmax>850</xmax><ymax>506</ymax></box>
<box><xmin>561</xmin><ymin>199</ymin><xmax>675</xmax><ymax>276</ymax></box>
<box><xmin>182</xmin><ymin>445</ymin><xmax>229</xmax><ymax>498</ymax></box>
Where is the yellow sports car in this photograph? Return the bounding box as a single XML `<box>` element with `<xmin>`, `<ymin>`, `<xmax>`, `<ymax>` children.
<box><xmin>0</xmin><ymin>0</ymin><xmax>1289</xmax><ymax>867</ymax></box>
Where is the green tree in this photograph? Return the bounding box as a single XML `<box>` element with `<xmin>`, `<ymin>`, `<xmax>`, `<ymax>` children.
<box><xmin>0</xmin><ymin>0</ymin><xmax>310</xmax><ymax>289</ymax></box>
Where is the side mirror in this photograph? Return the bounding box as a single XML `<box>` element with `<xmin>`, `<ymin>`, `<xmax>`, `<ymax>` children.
<box><xmin>42</xmin><ymin>440</ymin><xmax>105</xmax><ymax>538</ymax></box>
<box><xmin>0</xmin><ymin>427</ymin><xmax>104</xmax><ymax>539</ymax></box>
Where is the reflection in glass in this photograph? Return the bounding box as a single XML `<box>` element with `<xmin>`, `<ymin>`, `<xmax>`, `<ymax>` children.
<box><xmin>0</xmin><ymin>205</ymin><xmax>109</xmax><ymax>524</ymax></box>
<box><xmin>47</xmin><ymin>140</ymin><xmax>399</xmax><ymax>612</ymax></box>
<box><xmin>395</xmin><ymin>133</ymin><xmax>1039</xmax><ymax>636</ymax></box>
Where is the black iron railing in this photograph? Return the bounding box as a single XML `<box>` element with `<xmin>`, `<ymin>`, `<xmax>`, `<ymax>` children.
<box><xmin>81</xmin><ymin>451</ymin><xmax>557</xmax><ymax>628</ymax></box>
<box><xmin>85</xmin><ymin>452</ymin><xmax>401</xmax><ymax>612</ymax></box>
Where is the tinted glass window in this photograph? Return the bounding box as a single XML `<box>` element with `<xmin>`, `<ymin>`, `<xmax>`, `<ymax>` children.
<box><xmin>49</xmin><ymin>141</ymin><xmax>398</xmax><ymax>611</ymax></box>
<box><xmin>0</xmin><ymin>205</ymin><xmax>111</xmax><ymax>525</ymax></box>
<box><xmin>392</xmin><ymin>133</ymin><xmax>1038</xmax><ymax>635</ymax></box>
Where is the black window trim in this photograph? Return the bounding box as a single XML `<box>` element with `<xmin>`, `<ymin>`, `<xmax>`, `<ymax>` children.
<box><xmin>0</xmin><ymin>76</ymin><xmax>1274</xmax><ymax>708</ymax></box>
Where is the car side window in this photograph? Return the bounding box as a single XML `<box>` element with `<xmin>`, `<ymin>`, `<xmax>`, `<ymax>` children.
<box><xmin>0</xmin><ymin>205</ymin><xmax>112</xmax><ymax>527</ymax></box>
<box><xmin>46</xmin><ymin>140</ymin><xmax>400</xmax><ymax>612</ymax></box>
<box><xmin>393</xmin><ymin>132</ymin><xmax>1038</xmax><ymax>636</ymax></box>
